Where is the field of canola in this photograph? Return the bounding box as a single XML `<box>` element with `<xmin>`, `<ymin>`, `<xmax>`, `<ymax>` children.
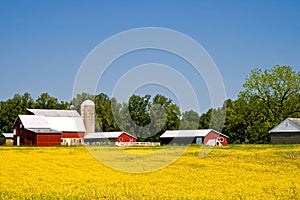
<box><xmin>0</xmin><ymin>144</ymin><xmax>299</xmax><ymax>199</ymax></box>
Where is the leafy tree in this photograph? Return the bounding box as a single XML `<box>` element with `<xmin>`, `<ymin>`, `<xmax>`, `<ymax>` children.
<box><xmin>0</xmin><ymin>93</ymin><xmax>35</xmax><ymax>133</ymax></box>
<box><xmin>226</xmin><ymin>65</ymin><xmax>300</xmax><ymax>143</ymax></box>
<box><xmin>152</xmin><ymin>94</ymin><xmax>181</xmax><ymax>138</ymax></box>
<box><xmin>240</xmin><ymin>65</ymin><xmax>300</xmax><ymax>121</ymax></box>
<box><xmin>71</xmin><ymin>92</ymin><xmax>95</xmax><ymax>113</ymax></box>
<box><xmin>94</xmin><ymin>93</ymin><xmax>121</xmax><ymax>132</ymax></box>
<box><xmin>119</xmin><ymin>95</ymin><xmax>152</xmax><ymax>139</ymax></box>
<box><xmin>115</xmin><ymin>94</ymin><xmax>181</xmax><ymax>141</ymax></box>
<box><xmin>35</xmin><ymin>93</ymin><xmax>70</xmax><ymax>109</ymax></box>
<box><xmin>198</xmin><ymin>102</ymin><xmax>227</xmax><ymax>132</ymax></box>
<box><xmin>180</xmin><ymin>110</ymin><xmax>199</xmax><ymax>130</ymax></box>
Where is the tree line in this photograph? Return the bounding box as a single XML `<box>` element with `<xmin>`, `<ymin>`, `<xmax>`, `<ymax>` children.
<box><xmin>0</xmin><ymin>65</ymin><xmax>299</xmax><ymax>143</ymax></box>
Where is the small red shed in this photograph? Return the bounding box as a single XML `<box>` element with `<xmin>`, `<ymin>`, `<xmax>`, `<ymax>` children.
<box><xmin>117</xmin><ymin>132</ymin><xmax>137</xmax><ymax>143</ymax></box>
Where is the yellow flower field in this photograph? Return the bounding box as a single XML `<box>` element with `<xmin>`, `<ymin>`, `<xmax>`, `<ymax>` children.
<box><xmin>0</xmin><ymin>144</ymin><xmax>299</xmax><ymax>199</ymax></box>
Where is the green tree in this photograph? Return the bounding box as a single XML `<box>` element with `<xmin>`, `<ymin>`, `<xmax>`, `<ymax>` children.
<box><xmin>227</xmin><ymin>65</ymin><xmax>300</xmax><ymax>143</ymax></box>
<box><xmin>0</xmin><ymin>93</ymin><xmax>35</xmax><ymax>133</ymax></box>
<box><xmin>35</xmin><ymin>93</ymin><xmax>70</xmax><ymax>109</ymax></box>
<box><xmin>71</xmin><ymin>93</ymin><xmax>95</xmax><ymax>113</ymax></box>
<box><xmin>180</xmin><ymin>110</ymin><xmax>199</xmax><ymax>130</ymax></box>
<box><xmin>94</xmin><ymin>93</ymin><xmax>121</xmax><ymax>132</ymax></box>
<box><xmin>152</xmin><ymin>94</ymin><xmax>181</xmax><ymax>136</ymax></box>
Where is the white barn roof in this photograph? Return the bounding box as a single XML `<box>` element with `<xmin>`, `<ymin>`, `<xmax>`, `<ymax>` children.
<box><xmin>46</xmin><ymin>117</ymin><xmax>86</xmax><ymax>132</ymax></box>
<box><xmin>27</xmin><ymin>109</ymin><xmax>80</xmax><ymax>117</ymax></box>
<box><xmin>16</xmin><ymin>110</ymin><xmax>86</xmax><ymax>133</ymax></box>
<box><xmin>160</xmin><ymin>129</ymin><xmax>228</xmax><ymax>138</ymax></box>
<box><xmin>2</xmin><ymin>133</ymin><xmax>14</xmax><ymax>138</ymax></box>
<box><xmin>84</xmin><ymin>132</ymin><xmax>137</xmax><ymax>139</ymax></box>
<box><xmin>18</xmin><ymin>115</ymin><xmax>51</xmax><ymax>129</ymax></box>
<box><xmin>269</xmin><ymin>118</ymin><xmax>300</xmax><ymax>133</ymax></box>
<box><xmin>84</xmin><ymin>132</ymin><xmax>124</xmax><ymax>139</ymax></box>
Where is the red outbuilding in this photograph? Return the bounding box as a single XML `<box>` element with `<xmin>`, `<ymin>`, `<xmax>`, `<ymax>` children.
<box><xmin>84</xmin><ymin>131</ymin><xmax>137</xmax><ymax>145</ymax></box>
<box><xmin>117</xmin><ymin>132</ymin><xmax>137</xmax><ymax>143</ymax></box>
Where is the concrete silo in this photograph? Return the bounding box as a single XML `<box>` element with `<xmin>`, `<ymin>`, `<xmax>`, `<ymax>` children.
<box><xmin>81</xmin><ymin>100</ymin><xmax>95</xmax><ymax>135</ymax></box>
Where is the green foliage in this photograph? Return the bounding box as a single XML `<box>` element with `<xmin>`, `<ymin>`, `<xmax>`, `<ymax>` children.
<box><xmin>0</xmin><ymin>93</ymin><xmax>71</xmax><ymax>133</ymax></box>
<box><xmin>224</xmin><ymin>65</ymin><xmax>299</xmax><ymax>143</ymax></box>
<box><xmin>180</xmin><ymin>110</ymin><xmax>199</xmax><ymax>130</ymax></box>
<box><xmin>200</xmin><ymin>65</ymin><xmax>299</xmax><ymax>144</ymax></box>
<box><xmin>0</xmin><ymin>134</ymin><xmax>5</xmax><ymax>145</ymax></box>
<box><xmin>0</xmin><ymin>93</ymin><xmax>35</xmax><ymax>133</ymax></box>
<box><xmin>94</xmin><ymin>93</ymin><xmax>121</xmax><ymax>132</ymax></box>
<box><xmin>35</xmin><ymin>93</ymin><xmax>70</xmax><ymax>109</ymax></box>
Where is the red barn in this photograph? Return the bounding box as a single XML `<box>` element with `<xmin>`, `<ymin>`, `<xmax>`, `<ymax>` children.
<box><xmin>160</xmin><ymin>129</ymin><xmax>228</xmax><ymax>146</ymax></box>
<box><xmin>13</xmin><ymin>109</ymin><xmax>86</xmax><ymax>146</ymax></box>
<box><xmin>117</xmin><ymin>132</ymin><xmax>137</xmax><ymax>143</ymax></box>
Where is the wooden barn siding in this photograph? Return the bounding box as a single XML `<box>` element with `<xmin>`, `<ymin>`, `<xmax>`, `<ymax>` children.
<box><xmin>14</xmin><ymin>127</ymin><xmax>35</xmax><ymax>146</ymax></box>
<box><xmin>117</xmin><ymin>133</ymin><xmax>137</xmax><ymax>142</ymax></box>
<box><xmin>61</xmin><ymin>132</ymin><xmax>85</xmax><ymax>138</ymax></box>
<box><xmin>270</xmin><ymin>132</ymin><xmax>300</xmax><ymax>144</ymax></box>
<box><xmin>204</xmin><ymin>131</ymin><xmax>228</xmax><ymax>145</ymax></box>
<box><xmin>36</xmin><ymin>134</ymin><xmax>61</xmax><ymax>146</ymax></box>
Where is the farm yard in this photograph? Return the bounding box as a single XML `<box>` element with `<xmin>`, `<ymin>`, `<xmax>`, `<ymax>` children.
<box><xmin>0</xmin><ymin>145</ymin><xmax>299</xmax><ymax>199</ymax></box>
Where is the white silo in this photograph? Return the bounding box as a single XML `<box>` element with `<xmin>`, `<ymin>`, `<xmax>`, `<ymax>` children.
<box><xmin>81</xmin><ymin>100</ymin><xmax>95</xmax><ymax>135</ymax></box>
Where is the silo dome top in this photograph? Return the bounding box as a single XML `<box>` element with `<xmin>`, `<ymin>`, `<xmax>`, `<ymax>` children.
<box><xmin>81</xmin><ymin>99</ymin><xmax>95</xmax><ymax>106</ymax></box>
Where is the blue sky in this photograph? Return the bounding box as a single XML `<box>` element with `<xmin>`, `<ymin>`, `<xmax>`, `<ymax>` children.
<box><xmin>0</xmin><ymin>0</ymin><xmax>299</xmax><ymax>113</ymax></box>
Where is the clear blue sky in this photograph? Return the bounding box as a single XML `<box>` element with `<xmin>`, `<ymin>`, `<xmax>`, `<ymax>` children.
<box><xmin>0</xmin><ymin>0</ymin><xmax>299</xmax><ymax>113</ymax></box>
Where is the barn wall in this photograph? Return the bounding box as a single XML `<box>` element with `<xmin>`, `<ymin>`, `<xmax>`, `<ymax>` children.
<box><xmin>13</xmin><ymin>126</ymin><xmax>36</xmax><ymax>146</ymax></box>
<box><xmin>61</xmin><ymin>132</ymin><xmax>85</xmax><ymax>145</ymax></box>
<box><xmin>36</xmin><ymin>134</ymin><xmax>61</xmax><ymax>146</ymax></box>
<box><xmin>117</xmin><ymin>133</ymin><xmax>137</xmax><ymax>142</ymax></box>
<box><xmin>204</xmin><ymin>131</ymin><xmax>228</xmax><ymax>145</ymax></box>
<box><xmin>61</xmin><ymin>132</ymin><xmax>85</xmax><ymax>138</ymax></box>
<box><xmin>270</xmin><ymin>132</ymin><xmax>300</xmax><ymax>144</ymax></box>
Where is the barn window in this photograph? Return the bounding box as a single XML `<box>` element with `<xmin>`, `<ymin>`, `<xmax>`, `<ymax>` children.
<box><xmin>73</xmin><ymin>139</ymin><xmax>76</xmax><ymax>144</ymax></box>
<box><xmin>217</xmin><ymin>137</ymin><xmax>224</xmax><ymax>142</ymax></box>
<box><xmin>119</xmin><ymin>137</ymin><xmax>123</xmax><ymax>142</ymax></box>
<box><xmin>78</xmin><ymin>139</ymin><xmax>82</xmax><ymax>144</ymax></box>
<box><xmin>130</xmin><ymin>137</ymin><xmax>133</xmax><ymax>142</ymax></box>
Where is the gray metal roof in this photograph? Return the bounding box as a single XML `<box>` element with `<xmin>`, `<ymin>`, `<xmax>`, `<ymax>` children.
<box><xmin>27</xmin><ymin>109</ymin><xmax>80</xmax><ymax>117</ymax></box>
<box><xmin>27</xmin><ymin>128</ymin><xmax>60</xmax><ymax>134</ymax></box>
<box><xmin>269</xmin><ymin>118</ymin><xmax>300</xmax><ymax>133</ymax></box>
<box><xmin>160</xmin><ymin>129</ymin><xmax>228</xmax><ymax>138</ymax></box>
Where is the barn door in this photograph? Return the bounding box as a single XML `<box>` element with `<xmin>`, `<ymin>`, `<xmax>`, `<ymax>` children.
<box><xmin>196</xmin><ymin>138</ymin><xmax>203</xmax><ymax>144</ymax></box>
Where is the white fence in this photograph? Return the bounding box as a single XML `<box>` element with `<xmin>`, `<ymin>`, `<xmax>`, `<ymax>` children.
<box><xmin>115</xmin><ymin>142</ymin><xmax>161</xmax><ymax>146</ymax></box>
<box><xmin>84</xmin><ymin>141</ymin><xmax>161</xmax><ymax>146</ymax></box>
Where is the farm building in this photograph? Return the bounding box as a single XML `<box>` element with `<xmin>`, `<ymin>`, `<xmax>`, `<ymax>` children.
<box><xmin>13</xmin><ymin>109</ymin><xmax>86</xmax><ymax>146</ymax></box>
<box><xmin>84</xmin><ymin>132</ymin><xmax>137</xmax><ymax>145</ymax></box>
<box><xmin>269</xmin><ymin>118</ymin><xmax>300</xmax><ymax>144</ymax></box>
<box><xmin>2</xmin><ymin>133</ymin><xmax>14</xmax><ymax>145</ymax></box>
<box><xmin>160</xmin><ymin>129</ymin><xmax>228</xmax><ymax>146</ymax></box>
